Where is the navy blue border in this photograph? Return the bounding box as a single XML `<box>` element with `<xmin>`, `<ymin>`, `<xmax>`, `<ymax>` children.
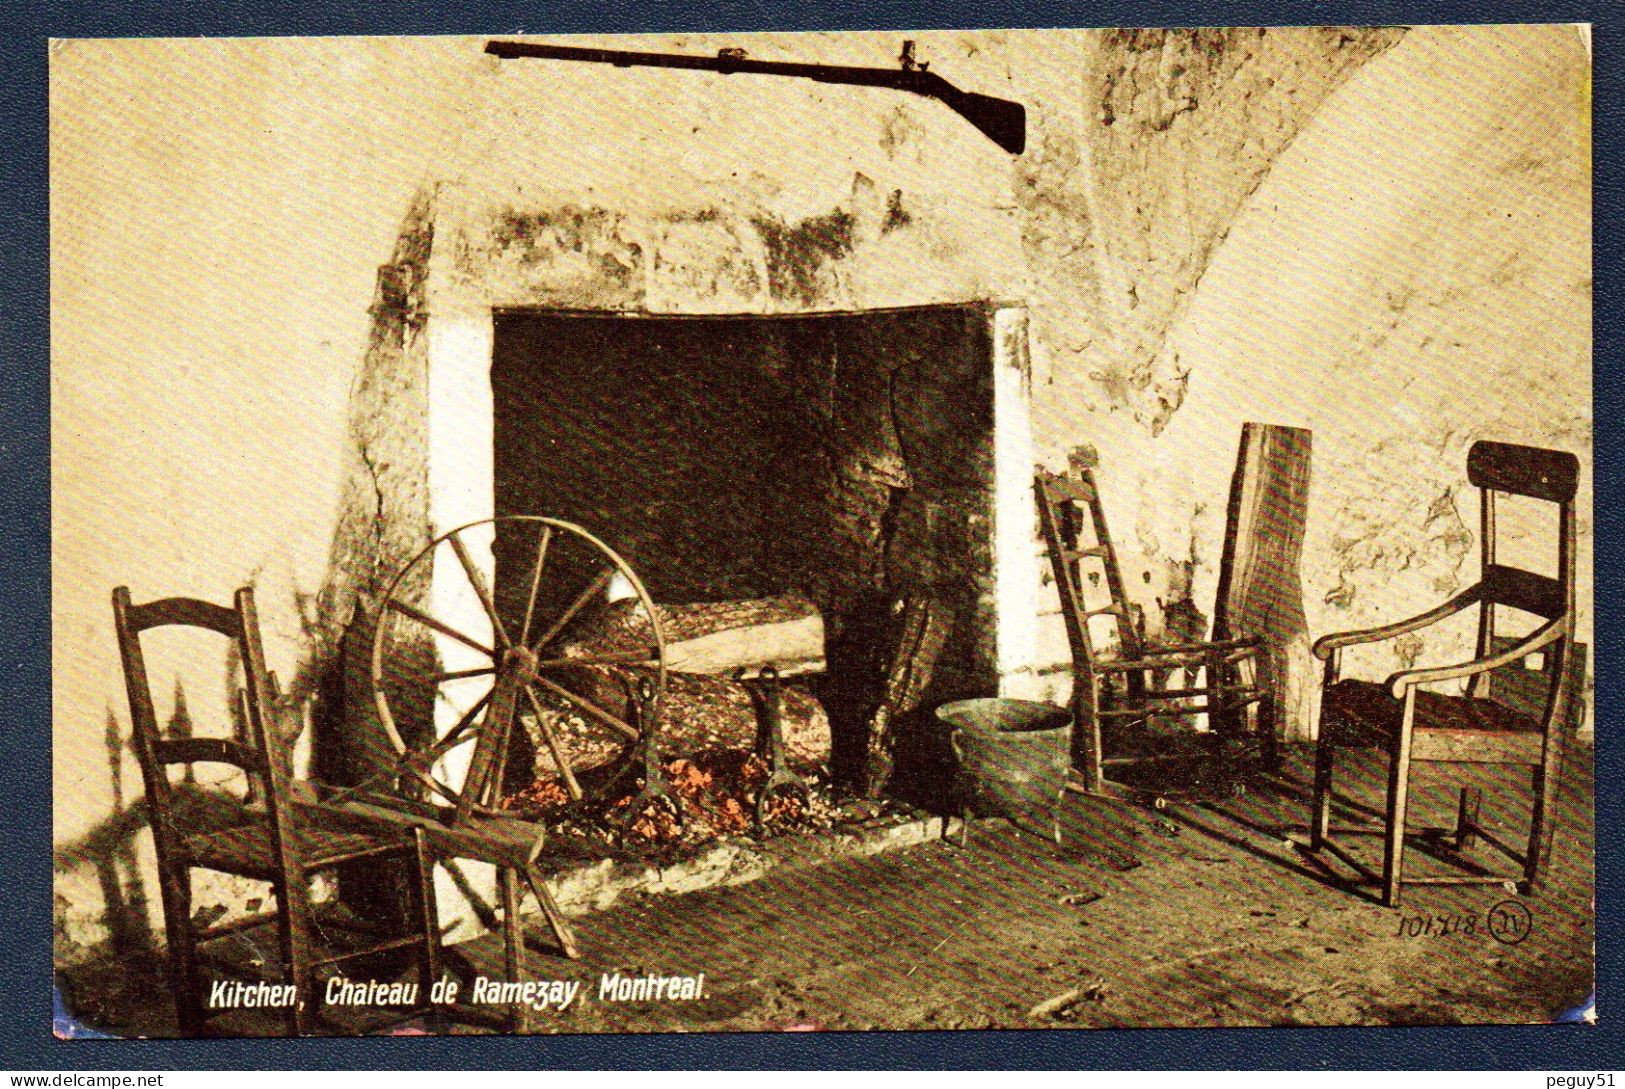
<box><xmin>7</xmin><ymin>0</ymin><xmax>1618</xmax><ymax>1070</ymax></box>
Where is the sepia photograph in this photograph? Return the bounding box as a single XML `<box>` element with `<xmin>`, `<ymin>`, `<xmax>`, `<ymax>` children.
<box><xmin>49</xmin><ymin>23</ymin><xmax>1592</xmax><ymax>1038</ymax></box>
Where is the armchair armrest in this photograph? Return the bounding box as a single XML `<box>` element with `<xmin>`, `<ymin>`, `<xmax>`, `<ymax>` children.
<box><xmin>1384</xmin><ymin>618</ymin><xmax>1565</xmax><ymax>698</ymax></box>
<box><xmin>1312</xmin><ymin>586</ymin><xmax>1482</xmax><ymax>660</ymax></box>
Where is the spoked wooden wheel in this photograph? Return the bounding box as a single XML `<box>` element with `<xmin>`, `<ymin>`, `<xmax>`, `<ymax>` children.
<box><xmin>371</xmin><ymin>516</ymin><xmax>667</xmax><ymax>820</ymax></box>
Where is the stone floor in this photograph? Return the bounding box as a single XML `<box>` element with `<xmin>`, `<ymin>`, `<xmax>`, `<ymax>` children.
<box><xmin>56</xmin><ymin>743</ymin><xmax>1594</xmax><ymax>1036</ymax></box>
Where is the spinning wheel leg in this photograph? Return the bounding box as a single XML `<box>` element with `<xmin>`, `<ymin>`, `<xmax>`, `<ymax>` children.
<box><xmin>522</xmin><ymin>866</ymin><xmax>580</xmax><ymax>960</ymax></box>
<box><xmin>498</xmin><ymin>867</ymin><xmax>529</xmax><ymax>1033</ymax></box>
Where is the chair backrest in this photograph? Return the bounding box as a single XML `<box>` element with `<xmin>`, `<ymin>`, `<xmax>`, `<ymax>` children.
<box><xmin>1466</xmin><ymin>441</ymin><xmax>1579</xmax><ymax>621</ymax></box>
<box><xmin>1463</xmin><ymin>441</ymin><xmax>1580</xmax><ymax>712</ymax></box>
<box><xmin>113</xmin><ymin>586</ymin><xmax>301</xmax><ymax>883</ymax></box>
<box><xmin>1034</xmin><ymin>453</ymin><xmax>1144</xmax><ymax>669</ymax></box>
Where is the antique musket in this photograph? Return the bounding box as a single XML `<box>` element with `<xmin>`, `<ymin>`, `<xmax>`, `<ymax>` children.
<box><xmin>484</xmin><ymin>39</ymin><xmax>1026</xmax><ymax>154</ymax></box>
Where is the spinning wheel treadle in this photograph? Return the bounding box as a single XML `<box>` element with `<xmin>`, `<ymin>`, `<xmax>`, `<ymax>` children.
<box><xmin>370</xmin><ymin>515</ymin><xmax>669</xmax><ymax>823</ymax></box>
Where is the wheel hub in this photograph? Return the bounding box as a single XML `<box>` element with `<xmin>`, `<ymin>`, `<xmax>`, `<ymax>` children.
<box><xmin>502</xmin><ymin>644</ymin><xmax>541</xmax><ymax>685</ymax></box>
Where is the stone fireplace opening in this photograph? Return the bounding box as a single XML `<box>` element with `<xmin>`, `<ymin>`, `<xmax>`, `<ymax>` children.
<box><xmin>487</xmin><ymin>305</ymin><xmax>1017</xmax><ymax>790</ymax></box>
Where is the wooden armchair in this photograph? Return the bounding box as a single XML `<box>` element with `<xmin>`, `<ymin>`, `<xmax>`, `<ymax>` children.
<box><xmin>115</xmin><ymin>586</ymin><xmax>442</xmax><ymax>1036</ymax></box>
<box><xmin>1309</xmin><ymin>441</ymin><xmax>1581</xmax><ymax>906</ymax></box>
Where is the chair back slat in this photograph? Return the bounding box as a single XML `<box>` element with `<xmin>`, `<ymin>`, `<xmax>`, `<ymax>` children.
<box><xmin>1481</xmin><ymin>564</ymin><xmax>1568</xmax><ymax>620</ymax></box>
<box><xmin>1467</xmin><ymin>440</ymin><xmax>1579</xmax><ymax>503</ymax></box>
<box><xmin>155</xmin><ymin>737</ymin><xmax>265</xmax><ymax>774</ymax></box>
<box><xmin>124</xmin><ymin>596</ymin><xmax>242</xmax><ymax>637</ymax></box>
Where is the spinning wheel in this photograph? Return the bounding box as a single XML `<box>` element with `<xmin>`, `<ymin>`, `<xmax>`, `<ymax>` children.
<box><xmin>370</xmin><ymin>516</ymin><xmax>668</xmax><ymax>822</ymax></box>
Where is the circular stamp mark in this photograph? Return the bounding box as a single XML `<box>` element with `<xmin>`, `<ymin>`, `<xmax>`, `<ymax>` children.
<box><xmin>1487</xmin><ymin>899</ymin><xmax>1533</xmax><ymax>945</ymax></box>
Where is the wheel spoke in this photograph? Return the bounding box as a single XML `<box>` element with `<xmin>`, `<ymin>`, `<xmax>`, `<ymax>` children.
<box><xmin>522</xmin><ymin>684</ymin><xmax>584</xmax><ymax>801</ymax></box>
<box><xmin>387</xmin><ymin>599</ymin><xmax>495</xmax><ymax>658</ymax></box>
<box><xmin>448</xmin><ymin>530</ymin><xmax>510</xmax><ymax>649</ymax></box>
<box><xmin>420</xmin><ymin>688</ymin><xmax>494</xmax><ymax>766</ymax></box>
<box><xmin>530</xmin><ymin>567</ymin><xmax>616</xmax><ymax>653</ymax></box>
<box><xmin>404</xmin><ymin>763</ymin><xmax>464</xmax><ymax>809</ymax></box>
<box><xmin>531</xmin><ymin>673</ymin><xmax>641</xmax><ymax>742</ymax></box>
<box><xmin>315</xmin><ymin>766</ymin><xmax>397</xmax><ymax>808</ymax></box>
<box><xmin>518</xmin><ymin>524</ymin><xmax>553</xmax><ymax>648</ymax></box>
<box><xmin>434</xmin><ymin>665</ymin><xmax>496</xmax><ymax>683</ymax></box>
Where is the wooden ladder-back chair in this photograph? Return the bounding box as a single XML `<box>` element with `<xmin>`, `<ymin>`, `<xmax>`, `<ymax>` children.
<box><xmin>1035</xmin><ymin>456</ymin><xmax>1268</xmax><ymax>802</ymax></box>
<box><xmin>115</xmin><ymin>586</ymin><xmax>443</xmax><ymax>1036</ymax></box>
<box><xmin>1309</xmin><ymin>440</ymin><xmax>1581</xmax><ymax>906</ymax></box>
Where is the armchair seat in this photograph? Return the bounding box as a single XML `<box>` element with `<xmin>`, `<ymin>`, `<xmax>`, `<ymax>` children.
<box><xmin>1036</xmin><ymin>457</ymin><xmax>1272</xmax><ymax>802</ymax></box>
<box><xmin>1323</xmin><ymin>679</ymin><xmax>1544</xmax><ymax>756</ymax></box>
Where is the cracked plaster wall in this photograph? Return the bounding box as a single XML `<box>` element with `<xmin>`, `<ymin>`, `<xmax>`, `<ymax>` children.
<box><xmin>1023</xmin><ymin>25</ymin><xmax>1592</xmax><ymax>719</ymax></box>
<box><xmin>52</xmin><ymin>26</ymin><xmax>1590</xmax><ymax>962</ymax></box>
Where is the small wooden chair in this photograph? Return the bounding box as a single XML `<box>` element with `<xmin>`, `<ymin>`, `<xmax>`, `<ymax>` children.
<box><xmin>1036</xmin><ymin>457</ymin><xmax>1269</xmax><ymax>802</ymax></box>
<box><xmin>1309</xmin><ymin>441</ymin><xmax>1581</xmax><ymax>906</ymax></box>
<box><xmin>115</xmin><ymin>586</ymin><xmax>443</xmax><ymax>1036</ymax></box>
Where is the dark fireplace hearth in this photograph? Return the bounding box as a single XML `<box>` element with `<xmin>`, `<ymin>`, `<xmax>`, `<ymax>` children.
<box><xmin>490</xmin><ymin>306</ymin><xmax>1001</xmax><ymax>786</ymax></box>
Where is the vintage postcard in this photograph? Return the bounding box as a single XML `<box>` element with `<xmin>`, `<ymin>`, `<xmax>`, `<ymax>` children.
<box><xmin>50</xmin><ymin>25</ymin><xmax>1592</xmax><ymax>1038</ymax></box>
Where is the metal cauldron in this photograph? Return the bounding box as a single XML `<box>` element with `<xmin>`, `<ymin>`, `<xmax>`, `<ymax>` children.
<box><xmin>938</xmin><ymin>698</ymin><xmax>1071</xmax><ymax>844</ymax></box>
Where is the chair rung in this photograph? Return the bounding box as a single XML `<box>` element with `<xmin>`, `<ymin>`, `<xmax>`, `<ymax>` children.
<box><xmin>311</xmin><ymin>933</ymin><xmax>431</xmax><ymax>968</ymax></box>
<box><xmin>1142</xmin><ymin>685</ymin><xmax>1217</xmax><ymax>699</ymax></box>
<box><xmin>1041</xmin><ymin>477</ymin><xmax>1096</xmax><ymax>503</ymax></box>
<box><xmin>195</xmin><ymin>911</ymin><xmax>283</xmax><ymax>943</ymax></box>
<box><xmin>1100</xmin><ymin>752</ymin><xmax>1205</xmax><ymax>767</ymax></box>
<box><xmin>1106</xmin><ymin>648</ymin><xmax>1257</xmax><ymax>670</ymax></box>
<box><xmin>1063</xmin><ymin>546</ymin><xmax>1107</xmax><ymax>561</ymax></box>
<box><xmin>308</xmin><ymin>841</ymin><xmax>416</xmax><ymax>868</ymax></box>
<box><xmin>1098</xmin><ymin>693</ymin><xmax>1261</xmax><ymax>718</ymax></box>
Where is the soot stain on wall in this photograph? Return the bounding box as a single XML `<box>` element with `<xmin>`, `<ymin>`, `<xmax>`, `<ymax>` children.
<box><xmin>752</xmin><ymin>209</ymin><xmax>858</xmax><ymax>305</ymax></box>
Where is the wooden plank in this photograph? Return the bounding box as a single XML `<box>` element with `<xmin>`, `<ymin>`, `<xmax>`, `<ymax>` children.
<box><xmin>1409</xmin><ymin>730</ymin><xmax>1544</xmax><ymax>764</ymax></box>
<box><xmin>1213</xmin><ymin>423</ymin><xmax>1316</xmax><ymax>743</ymax></box>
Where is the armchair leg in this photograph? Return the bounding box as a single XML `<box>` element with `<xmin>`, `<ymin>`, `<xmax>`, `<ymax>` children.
<box><xmin>1525</xmin><ymin>750</ymin><xmax>1564</xmax><ymax>895</ymax></box>
<box><xmin>1381</xmin><ymin>743</ymin><xmax>1413</xmax><ymax>908</ymax></box>
<box><xmin>1310</xmin><ymin>739</ymin><xmax>1335</xmax><ymax>850</ymax></box>
<box><xmin>278</xmin><ymin>879</ymin><xmax>318</xmax><ymax>1037</ymax></box>
<box><xmin>1455</xmin><ymin>787</ymin><xmax>1481</xmax><ymax>851</ymax></box>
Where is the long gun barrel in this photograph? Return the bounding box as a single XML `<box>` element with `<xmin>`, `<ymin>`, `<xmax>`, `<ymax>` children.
<box><xmin>484</xmin><ymin>40</ymin><xmax>1026</xmax><ymax>155</ymax></box>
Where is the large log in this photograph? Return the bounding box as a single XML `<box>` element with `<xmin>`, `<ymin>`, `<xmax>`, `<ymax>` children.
<box><xmin>1213</xmin><ymin>423</ymin><xmax>1318</xmax><ymax>743</ymax></box>
<box><xmin>563</xmin><ymin>593</ymin><xmax>825</xmax><ymax>677</ymax></box>
<box><xmin>537</xmin><ymin>593</ymin><xmax>832</xmax><ymax>775</ymax></box>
